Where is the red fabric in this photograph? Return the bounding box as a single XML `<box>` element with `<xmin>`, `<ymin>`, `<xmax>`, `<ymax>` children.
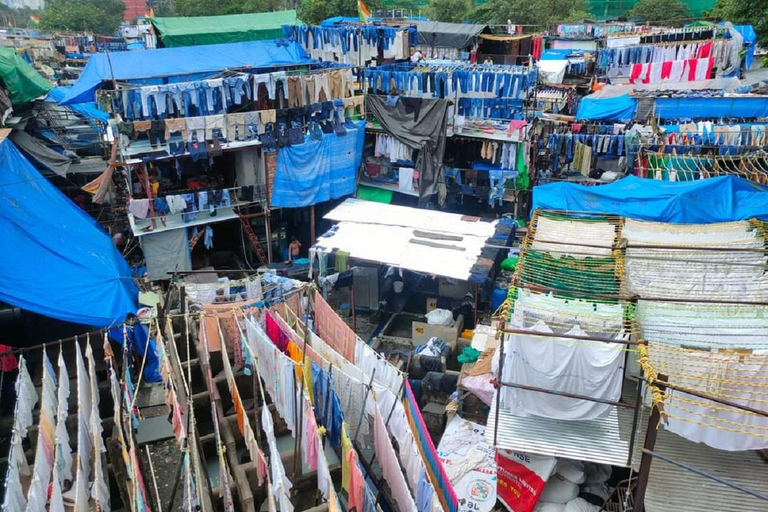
<box><xmin>642</xmin><ymin>63</ymin><xmax>651</xmax><ymax>84</ymax></box>
<box><xmin>686</xmin><ymin>59</ymin><xmax>698</xmax><ymax>81</ymax></box>
<box><xmin>0</xmin><ymin>345</ymin><xmax>17</xmax><ymax>372</ymax></box>
<box><xmin>696</xmin><ymin>41</ymin><xmax>713</xmax><ymax>59</ymax></box>
<box><xmin>661</xmin><ymin>61</ymin><xmax>673</xmax><ymax>80</ymax></box>
<box><xmin>531</xmin><ymin>37</ymin><xmax>543</xmax><ymax>60</ymax></box>
<box><xmin>630</xmin><ymin>63</ymin><xmax>643</xmax><ymax>84</ymax></box>
<box><xmin>704</xmin><ymin>57</ymin><xmax>715</xmax><ymax>80</ymax></box>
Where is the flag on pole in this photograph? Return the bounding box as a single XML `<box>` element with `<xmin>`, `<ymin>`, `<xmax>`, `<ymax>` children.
<box><xmin>29</xmin><ymin>14</ymin><xmax>40</xmax><ymax>25</ymax></box>
<box><xmin>357</xmin><ymin>0</ymin><xmax>371</xmax><ymax>22</ymax></box>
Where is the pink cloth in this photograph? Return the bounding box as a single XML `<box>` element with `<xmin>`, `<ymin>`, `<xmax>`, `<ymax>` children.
<box><xmin>347</xmin><ymin>450</ymin><xmax>364</xmax><ymax>511</ymax></box>
<box><xmin>506</xmin><ymin>119</ymin><xmax>528</xmax><ymax>140</ymax></box>
<box><xmin>303</xmin><ymin>405</ymin><xmax>319</xmax><ymax>471</ymax></box>
<box><xmin>128</xmin><ymin>198</ymin><xmax>149</xmax><ymax>219</ymax></box>
<box><xmin>461</xmin><ymin>373</ymin><xmax>496</xmax><ymax>406</ymax></box>
<box><xmin>373</xmin><ymin>406</ymin><xmax>417</xmax><ymax>511</ymax></box>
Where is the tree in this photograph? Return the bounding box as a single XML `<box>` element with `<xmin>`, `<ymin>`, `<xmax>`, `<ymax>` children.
<box><xmin>172</xmin><ymin>0</ymin><xmax>287</xmax><ymax>17</ymax></box>
<box><xmin>297</xmin><ymin>0</ymin><xmax>382</xmax><ymax>25</ymax></box>
<box><xmin>40</xmin><ymin>0</ymin><xmax>125</xmax><ymax>34</ymax></box>
<box><xmin>707</xmin><ymin>0</ymin><xmax>768</xmax><ymax>49</ymax></box>
<box><xmin>627</xmin><ymin>0</ymin><xmax>691</xmax><ymax>25</ymax></box>
<box><xmin>427</xmin><ymin>0</ymin><xmax>471</xmax><ymax>23</ymax></box>
<box><xmin>469</xmin><ymin>0</ymin><xmax>590</xmax><ymax>28</ymax></box>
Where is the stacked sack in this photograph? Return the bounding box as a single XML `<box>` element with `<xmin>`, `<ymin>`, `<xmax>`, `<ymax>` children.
<box><xmin>534</xmin><ymin>459</ymin><xmax>614</xmax><ymax>512</ymax></box>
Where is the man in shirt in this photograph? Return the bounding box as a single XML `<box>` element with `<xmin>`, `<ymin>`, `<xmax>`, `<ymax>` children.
<box><xmin>410</xmin><ymin>49</ymin><xmax>423</xmax><ymax>63</ymax></box>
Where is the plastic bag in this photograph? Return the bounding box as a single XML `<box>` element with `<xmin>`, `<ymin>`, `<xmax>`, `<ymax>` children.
<box><xmin>426</xmin><ymin>308</ymin><xmax>455</xmax><ymax>326</ymax></box>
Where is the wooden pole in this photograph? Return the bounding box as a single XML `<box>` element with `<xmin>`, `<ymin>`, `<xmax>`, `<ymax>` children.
<box><xmin>310</xmin><ymin>205</ymin><xmax>316</xmax><ymax>245</ymax></box>
<box><xmin>633</xmin><ymin>374</ymin><xmax>668</xmax><ymax>512</ymax></box>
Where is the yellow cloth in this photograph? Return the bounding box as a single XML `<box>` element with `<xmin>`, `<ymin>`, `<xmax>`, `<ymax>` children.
<box><xmin>304</xmin><ymin>357</ymin><xmax>314</xmax><ymax>405</ymax></box>
<box><xmin>286</xmin><ymin>341</ymin><xmax>304</xmax><ymax>384</ymax></box>
<box><xmin>341</xmin><ymin>423</ymin><xmax>352</xmax><ymax>493</ymax></box>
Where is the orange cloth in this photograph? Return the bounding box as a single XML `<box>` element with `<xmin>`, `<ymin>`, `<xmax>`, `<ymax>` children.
<box><xmin>233</xmin><ymin>385</ymin><xmax>245</xmax><ymax>435</ymax></box>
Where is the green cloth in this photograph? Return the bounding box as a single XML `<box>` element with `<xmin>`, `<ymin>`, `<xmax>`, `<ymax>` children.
<box><xmin>515</xmin><ymin>144</ymin><xmax>529</xmax><ymax>190</ymax></box>
<box><xmin>0</xmin><ymin>47</ymin><xmax>51</xmax><ymax>104</ymax></box>
<box><xmin>500</xmin><ymin>256</ymin><xmax>518</xmax><ymax>271</ymax></box>
<box><xmin>458</xmin><ymin>346</ymin><xmax>481</xmax><ymax>364</ymax></box>
<box><xmin>518</xmin><ymin>249</ymin><xmax>619</xmax><ymax>299</ymax></box>
<box><xmin>151</xmin><ymin>10</ymin><xmax>301</xmax><ymax>48</ymax></box>
<box><xmin>357</xmin><ymin>185</ymin><xmax>393</xmax><ymax>203</ymax></box>
<box><xmin>335</xmin><ymin>250</ymin><xmax>350</xmax><ymax>271</ymax></box>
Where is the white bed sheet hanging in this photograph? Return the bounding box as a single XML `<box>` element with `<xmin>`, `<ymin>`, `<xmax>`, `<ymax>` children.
<box><xmin>650</xmin><ymin>347</ymin><xmax>768</xmax><ymax>451</ymax></box>
<box><xmin>512</xmin><ymin>289</ymin><xmax>626</xmax><ymax>338</ymax></box>
<box><xmin>622</xmin><ymin>218</ymin><xmax>768</xmax><ymax>301</ymax></box>
<box><xmin>531</xmin><ymin>216</ymin><xmax>617</xmax><ymax>258</ymax></box>
<box><xmin>494</xmin><ymin>320</ymin><xmax>627</xmax><ymax>421</ymax></box>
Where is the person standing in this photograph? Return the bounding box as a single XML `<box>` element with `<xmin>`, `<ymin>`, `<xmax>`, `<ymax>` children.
<box><xmin>289</xmin><ymin>236</ymin><xmax>302</xmax><ymax>261</ymax></box>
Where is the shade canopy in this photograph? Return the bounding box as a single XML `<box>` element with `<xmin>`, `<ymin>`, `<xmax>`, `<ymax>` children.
<box><xmin>533</xmin><ymin>175</ymin><xmax>768</xmax><ymax>224</ymax></box>
<box><xmin>0</xmin><ymin>46</ymin><xmax>52</xmax><ymax>104</ymax></box>
<box><xmin>61</xmin><ymin>39</ymin><xmax>312</xmax><ymax>105</ymax></box>
<box><xmin>151</xmin><ymin>10</ymin><xmax>301</xmax><ymax>48</ymax></box>
<box><xmin>0</xmin><ymin>135</ymin><xmax>137</xmax><ymax>327</ymax></box>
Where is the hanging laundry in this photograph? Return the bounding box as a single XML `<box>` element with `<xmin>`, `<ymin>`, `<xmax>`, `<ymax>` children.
<box><xmin>55</xmin><ymin>350</ymin><xmax>73</xmax><ymax>483</ymax></box>
<box><xmin>26</xmin><ymin>349</ymin><xmax>57</xmax><ymax>512</ymax></box>
<box><xmin>86</xmin><ymin>340</ymin><xmax>110</xmax><ymax>512</ymax></box>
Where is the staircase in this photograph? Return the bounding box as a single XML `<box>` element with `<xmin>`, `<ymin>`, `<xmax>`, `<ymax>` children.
<box><xmin>237</xmin><ymin>213</ymin><xmax>268</xmax><ymax>266</ymax></box>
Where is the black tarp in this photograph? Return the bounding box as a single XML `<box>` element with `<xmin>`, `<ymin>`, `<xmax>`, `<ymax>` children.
<box><xmin>414</xmin><ymin>21</ymin><xmax>487</xmax><ymax>49</ymax></box>
<box><xmin>9</xmin><ymin>130</ymin><xmax>72</xmax><ymax>177</ymax></box>
<box><xmin>367</xmin><ymin>95</ymin><xmax>449</xmax><ymax>206</ymax></box>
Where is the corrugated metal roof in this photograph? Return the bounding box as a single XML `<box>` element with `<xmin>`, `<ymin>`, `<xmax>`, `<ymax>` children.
<box><xmin>632</xmin><ymin>427</ymin><xmax>768</xmax><ymax>512</ymax></box>
<box><xmin>484</xmin><ymin>390</ymin><xmax>639</xmax><ymax>467</ymax></box>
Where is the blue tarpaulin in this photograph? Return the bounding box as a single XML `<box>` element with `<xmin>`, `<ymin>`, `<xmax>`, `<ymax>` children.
<box><xmin>61</xmin><ymin>39</ymin><xmax>312</xmax><ymax>105</ymax></box>
<box><xmin>271</xmin><ymin>121</ymin><xmax>365</xmax><ymax>207</ymax></box>
<box><xmin>109</xmin><ymin>323</ymin><xmax>162</xmax><ymax>383</ymax></box>
<box><xmin>320</xmin><ymin>16</ymin><xmax>361</xmax><ymax>27</ymax></box>
<box><xmin>576</xmin><ymin>93</ymin><xmax>637</xmax><ymax>121</ymax></box>
<box><xmin>0</xmin><ymin>138</ymin><xmax>137</xmax><ymax>326</ymax></box>
<box><xmin>653</xmin><ymin>96</ymin><xmax>768</xmax><ymax>120</ymax></box>
<box><xmin>46</xmin><ymin>86</ymin><xmax>110</xmax><ymax>124</ymax></box>
<box><xmin>532</xmin><ymin>175</ymin><xmax>768</xmax><ymax>224</ymax></box>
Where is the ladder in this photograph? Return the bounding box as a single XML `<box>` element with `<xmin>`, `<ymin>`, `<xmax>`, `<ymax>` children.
<box><xmin>188</xmin><ymin>229</ymin><xmax>205</xmax><ymax>251</ymax></box>
<box><xmin>238</xmin><ymin>213</ymin><xmax>268</xmax><ymax>266</ymax></box>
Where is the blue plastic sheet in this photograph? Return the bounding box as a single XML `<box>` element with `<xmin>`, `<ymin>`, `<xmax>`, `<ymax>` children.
<box><xmin>532</xmin><ymin>175</ymin><xmax>768</xmax><ymax>224</ymax></box>
<box><xmin>109</xmin><ymin>323</ymin><xmax>162</xmax><ymax>383</ymax></box>
<box><xmin>320</xmin><ymin>16</ymin><xmax>360</xmax><ymax>27</ymax></box>
<box><xmin>720</xmin><ymin>23</ymin><xmax>757</xmax><ymax>70</ymax></box>
<box><xmin>46</xmin><ymin>86</ymin><xmax>110</xmax><ymax>124</ymax></box>
<box><xmin>576</xmin><ymin>93</ymin><xmax>637</xmax><ymax>121</ymax></box>
<box><xmin>0</xmin><ymin>139</ymin><xmax>137</xmax><ymax>326</ymax></box>
<box><xmin>61</xmin><ymin>39</ymin><xmax>312</xmax><ymax>105</ymax></box>
<box><xmin>271</xmin><ymin>121</ymin><xmax>365</xmax><ymax>207</ymax></box>
<box><xmin>653</xmin><ymin>96</ymin><xmax>768</xmax><ymax>120</ymax></box>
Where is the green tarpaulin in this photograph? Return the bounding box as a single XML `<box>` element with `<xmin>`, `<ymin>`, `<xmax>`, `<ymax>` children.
<box><xmin>357</xmin><ymin>185</ymin><xmax>393</xmax><ymax>203</ymax></box>
<box><xmin>0</xmin><ymin>47</ymin><xmax>51</xmax><ymax>104</ymax></box>
<box><xmin>151</xmin><ymin>10</ymin><xmax>301</xmax><ymax>48</ymax></box>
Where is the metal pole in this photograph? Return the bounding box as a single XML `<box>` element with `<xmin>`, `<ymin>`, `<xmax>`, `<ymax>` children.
<box><xmin>352</xmin><ymin>369</ymin><xmax>377</xmax><ymax>442</ymax></box>
<box><xmin>497</xmin><ymin>326</ymin><xmax>642</xmax><ymax>346</ymax></box>
<box><xmin>493</xmin><ymin>321</ymin><xmax>506</xmax><ymax>447</ymax></box>
<box><xmin>630</xmin><ymin>374</ymin><xmax>768</xmax><ymax>419</ymax></box>
<box><xmin>497</xmin><ymin>380</ymin><xmax>638</xmax><ymax>409</ymax></box>
<box><xmin>633</xmin><ymin>374</ymin><xmax>667</xmax><ymax>512</ymax></box>
<box><xmin>351</xmin><ymin>281</ymin><xmax>357</xmax><ymax>334</ymax></box>
<box><xmin>626</xmin><ymin>374</ymin><xmax>644</xmax><ymax>467</ymax></box>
